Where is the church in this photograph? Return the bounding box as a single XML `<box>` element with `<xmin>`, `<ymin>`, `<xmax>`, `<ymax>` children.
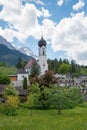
<box><xmin>25</xmin><ymin>37</ymin><xmax>48</xmax><ymax>75</ymax></box>
<box><xmin>9</xmin><ymin>37</ymin><xmax>48</xmax><ymax>88</ymax></box>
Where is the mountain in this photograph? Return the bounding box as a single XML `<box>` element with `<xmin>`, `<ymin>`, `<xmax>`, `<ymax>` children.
<box><xmin>0</xmin><ymin>35</ymin><xmax>15</xmax><ymax>50</ymax></box>
<box><xmin>0</xmin><ymin>35</ymin><xmax>37</xmax><ymax>59</ymax></box>
<box><xmin>0</xmin><ymin>35</ymin><xmax>37</xmax><ymax>65</ymax></box>
<box><xmin>0</xmin><ymin>44</ymin><xmax>32</xmax><ymax>65</ymax></box>
<box><xmin>18</xmin><ymin>46</ymin><xmax>38</xmax><ymax>59</ymax></box>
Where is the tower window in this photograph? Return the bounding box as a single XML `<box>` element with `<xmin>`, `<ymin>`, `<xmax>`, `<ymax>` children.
<box><xmin>43</xmin><ymin>51</ymin><xmax>44</xmax><ymax>55</ymax></box>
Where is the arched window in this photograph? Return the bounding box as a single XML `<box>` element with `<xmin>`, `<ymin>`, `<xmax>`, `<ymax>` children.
<box><xmin>43</xmin><ymin>50</ymin><xmax>44</xmax><ymax>55</ymax></box>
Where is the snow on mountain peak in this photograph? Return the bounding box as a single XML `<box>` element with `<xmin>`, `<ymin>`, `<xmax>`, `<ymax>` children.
<box><xmin>18</xmin><ymin>46</ymin><xmax>37</xmax><ymax>59</ymax></box>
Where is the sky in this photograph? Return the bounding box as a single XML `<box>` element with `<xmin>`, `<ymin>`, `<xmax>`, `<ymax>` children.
<box><xmin>0</xmin><ymin>0</ymin><xmax>87</xmax><ymax>65</ymax></box>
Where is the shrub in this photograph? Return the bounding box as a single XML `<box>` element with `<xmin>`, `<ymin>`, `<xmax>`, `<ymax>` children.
<box><xmin>6</xmin><ymin>95</ymin><xmax>20</xmax><ymax>108</ymax></box>
<box><xmin>0</xmin><ymin>74</ymin><xmax>10</xmax><ymax>84</ymax></box>
<box><xmin>4</xmin><ymin>85</ymin><xmax>18</xmax><ymax>97</ymax></box>
<box><xmin>0</xmin><ymin>103</ymin><xmax>17</xmax><ymax>116</ymax></box>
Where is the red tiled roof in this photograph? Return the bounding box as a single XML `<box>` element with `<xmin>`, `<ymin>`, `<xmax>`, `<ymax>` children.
<box><xmin>25</xmin><ymin>58</ymin><xmax>35</xmax><ymax>69</ymax></box>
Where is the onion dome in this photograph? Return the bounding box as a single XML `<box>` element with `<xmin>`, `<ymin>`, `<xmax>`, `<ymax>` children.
<box><xmin>38</xmin><ymin>37</ymin><xmax>46</xmax><ymax>47</ymax></box>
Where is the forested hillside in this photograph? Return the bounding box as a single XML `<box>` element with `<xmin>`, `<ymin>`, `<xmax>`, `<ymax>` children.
<box><xmin>0</xmin><ymin>44</ymin><xmax>32</xmax><ymax>65</ymax></box>
<box><xmin>48</xmin><ymin>58</ymin><xmax>87</xmax><ymax>75</ymax></box>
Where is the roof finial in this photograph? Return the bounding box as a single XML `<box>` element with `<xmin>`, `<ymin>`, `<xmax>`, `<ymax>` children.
<box><xmin>41</xmin><ymin>30</ymin><xmax>43</xmax><ymax>39</ymax></box>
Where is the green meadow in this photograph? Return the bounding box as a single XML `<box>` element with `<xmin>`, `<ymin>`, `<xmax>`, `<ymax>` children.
<box><xmin>0</xmin><ymin>104</ymin><xmax>87</xmax><ymax>130</ymax></box>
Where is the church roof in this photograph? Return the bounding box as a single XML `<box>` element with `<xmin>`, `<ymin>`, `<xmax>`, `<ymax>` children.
<box><xmin>17</xmin><ymin>69</ymin><xmax>28</xmax><ymax>74</ymax></box>
<box><xmin>38</xmin><ymin>37</ymin><xmax>46</xmax><ymax>47</ymax></box>
<box><xmin>24</xmin><ymin>58</ymin><xmax>35</xmax><ymax>69</ymax></box>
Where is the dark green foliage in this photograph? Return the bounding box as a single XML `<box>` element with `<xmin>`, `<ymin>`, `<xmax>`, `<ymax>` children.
<box><xmin>16</xmin><ymin>57</ymin><xmax>27</xmax><ymax>69</ymax></box>
<box><xmin>27</xmin><ymin>83</ymin><xmax>83</xmax><ymax>111</ymax></box>
<box><xmin>25</xmin><ymin>83</ymin><xmax>51</xmax><ymax>110</ymax></box>
<box><xmin>36</xmin><ymin>86</ymin><xmax>51</xmax><ymax>109</ymax></box>
<box><xmin>63</xmin><ymin>59</ymin><xmax>69</xmax><ymax>64</ymax></box>
<box><xmin>23</xmin><ymin>77</ymin><xmax>28</xmax><ymax>90</ymax></box>
<box><xmin>48</xmin><ymin>58</ymin><xmax>70</xmax><ymax>74</ymax></box>
<box><xmin>0</xmin><ymin>62</ymin><xmax>7</xmax><ymax>67</ymax></box>
<box><xmin>70</xmin><ymin>60</ymin><xmax>76</xmax><ymax>74</ymax></box>
<box><xmin>48</xmin><ymin>58</ymin><xmax>87</xmax><ymax>75</ymax></box>
<box><xmin>0</xmin><ymin>103</ymin><xmax>17</xmax><ymax>116</ymax></box>
<box><xmin>48</xmin><ymin>58</ymin><xmax>59</xmax><ymax>73</ymax></box>
<box><xmin>0</xmin><ymin>44</ymin><xmax>31</xmax><ymax>65</ymax></box>
<box><xmin>30</xmin><ymin>61</ymin><xmax>40</xmax><ymax>77</ymax></box>
<box><xmin>0</xmin><ymin>74</ymin><xmax>10</xmax><ymax>84</ymax></box>
<box><xmin>16</xmin><ymin>57</ymin><xmax>22</xmax><ymax>68</ymax></box>
<box><xmin>67</xmin><ymin>87</ymin><xmax>83</xmax><ymax>107</ymax></box>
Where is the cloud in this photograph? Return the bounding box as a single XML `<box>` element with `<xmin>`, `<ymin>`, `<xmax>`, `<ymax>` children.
<box><xmin>0</xmin><ymin>0</ymin><xmax>87</xmax><ymax>65</ymax></box>
<box><xmin>41</xmin><ymin>7</ymin><xmax>51</xmax><ymax>18</ymax></box>
<box><xmin>51</xmin><ymin>12</ymin><xmax>87</xmax><ymax>65</ymax></box>
<box><xmin>73</xmin><ymin>0</ymin><xmax>85</xmax><ymax>11</ymax></box>
<box><xmin>0</xmin><ymin>0</ymin><xmax>51</xmax><ymax>42</ymax></box>
<box><xmin>57</xmin><ymin>0</ymin><xmax>64</xmax><ymax>6</ymax></box>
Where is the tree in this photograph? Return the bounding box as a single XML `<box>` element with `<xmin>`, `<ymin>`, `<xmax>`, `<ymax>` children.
<box><xmin>16</xmin><ymin>57</ymin><xmax>22</xmax><ymax>69</ymax></box>
<box><xmin>4</xmin><ymin>85</ymin><xmax>18</xmax><ymax>97</ymax></box>
<box><xmin>39</xmin><ymin>70</ymin><xmax>57</xmax><ymax>87</ymax></box>
<box><xmin>50</xmin><ymin>85</ymin><xmax>83</xmax><ymax>114</ymax></box>
<box><xmin>23</xmin><ymin>77</ymin><xmax>28</xmax><ymax>90</ymax></box>
<box><xmin>16</xmin><ymin>57</ymin><xmax>27</xmax><ymax>69</ymax></box>
<box><xmin>0</xmin><ymin>74</ymin><xmax>10</xmax><ymax>84</ymax></box>
<box><xmin>68</xmin><ymin>87</ymin><xmax>83</xmax><ymax>107</ymax></box>
<box><xmin>48</xmin><ymin>58</ymin><xmax>59</xmax><ymax>73</ymax></box>
<box><xmin>37</xmin><ymin>86</ymin><xmax>51</xmax><ymax>109</ymax></box>
<box><xmin>50</xmin><ymin>86</ymin><xmax>68</xmax><ymax>114</ymax></box>
<box><xmin>58</xmin><ymin>58</ymin><xmax>62</xmax><ymax>67</ymax></box>
<box><xmin>3</xmin><ymin>85</ymin><xmax>19</xmax><ymax>116</ymax></box>
<box><xmin>70</xmin><ymin>60</ymin><xmax>76</xmax><ymax>74</ymax></box>
<box><xmin>0</xmin><ymin>62</ymin><xmax>7</xmax><ymax>67</ymax></box>
<box><xmin>25</xmin><ymin>83</ymin><xmax>40</xmax><ymax>115</ymax></box>
<box><xmin>30</xmin><ymin>61</ymin><xmax>40</xmax><ymax>77</ymax></box>
<box><xmin>58</xmin><ymin>63</ymin><xmax>70</xmax><ymax>74</ymax></box>
<box><xmin>63</xmin><ymin>59</ymin><xmax>69</xmax><ymax>64</ymax></box>
<box><xmin>29</xmin><ymin>75</ymin><xmax>39</xmax><ymax>84</ymax></box>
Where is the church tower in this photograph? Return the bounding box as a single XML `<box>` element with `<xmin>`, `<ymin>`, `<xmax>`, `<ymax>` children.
<box><xmin>38</xmin><ymin>37</ymin><xmax>48</xmax><ymax>74</ymax></box>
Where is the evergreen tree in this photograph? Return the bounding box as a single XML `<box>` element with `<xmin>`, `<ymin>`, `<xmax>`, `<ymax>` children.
<box><xmin>23</xmin><ymin>77</ymin><xmax>28</xmax><ymax>90</ymax></box>
<box><xmin>30</xmin><ymin>61</ymin><xmax>40</xmax><ymax>77</ymax></box>
<box><xmin>63</xmin><ymin>59</ymin><xmax>69</xmax><ymax>64</ymax></box>
<box><xmin>70</xmin><ymin>60</ymin><xmax>76</xmax><ymax>74</ymax></box>
<box><xmin>16</xmin><ymin>57</ymin><xmax>23</xmax><ymax>69</ymax></box>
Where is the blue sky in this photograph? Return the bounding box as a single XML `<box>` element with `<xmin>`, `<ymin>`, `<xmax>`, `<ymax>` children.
<box><xmin>0</xmin><ymin>0</ymin><xmax>87</xmax><ymax>65</ymax></box>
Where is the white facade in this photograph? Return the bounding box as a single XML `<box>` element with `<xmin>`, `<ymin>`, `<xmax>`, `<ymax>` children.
<box><xmin>17</xmin><ymin>73</ymin><xmax>29</xmax><ymax>81</ymax></box>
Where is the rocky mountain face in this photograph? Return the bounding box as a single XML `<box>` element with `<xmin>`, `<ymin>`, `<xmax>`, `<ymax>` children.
<box><xmin>0</xmin><ymin>35</ymin><xmax>36</xmax><ymax>65</ymax></box>
<box><xmin>0</xmin><ymin>35</ymin><xmax>15</xmax><ymax>50</ymax></box>
<box><xmin>18</xmin><ymin>46</ymin><xmax>37</xmax><ymax>59</ymax></box>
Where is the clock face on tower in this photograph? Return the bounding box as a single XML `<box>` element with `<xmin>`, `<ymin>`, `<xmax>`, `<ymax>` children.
<box><xmin>43</xmin><ymin>63</ymin><xmax>45</xmax><ymax>69</ymax></box>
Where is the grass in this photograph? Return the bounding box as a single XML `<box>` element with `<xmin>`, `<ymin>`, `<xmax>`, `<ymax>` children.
<box><xmin>0</xmin><ymin>104</ymin><xmax>87</xmax><ymax>130</ymax></box>
<box><xmin>0</xmin><ymin>66</ymin><xmax>17</xmax><ymax>75</ymax></box>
